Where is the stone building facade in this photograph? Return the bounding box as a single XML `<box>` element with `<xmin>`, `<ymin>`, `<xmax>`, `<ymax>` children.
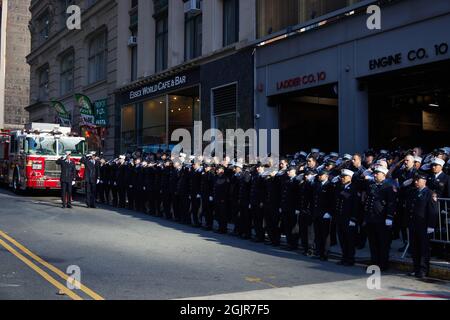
<box><xmin>0</xmin><ymin>0</ymin><xmax>31</xmax><ymax>129</ymax></box>
<box><xmin>26</xmin><ymin>0</ymin><xmax>118</xmax><ymax>156</ymax></box>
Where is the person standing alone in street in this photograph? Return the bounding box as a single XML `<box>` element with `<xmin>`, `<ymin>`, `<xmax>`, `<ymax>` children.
<box><xmin>81</xmin><ymin>152</ymin><xmax>100</xmax><ymax>208</ymax></box>
<box><xmin>56</xmin><ymin>151</ymin><xmax>76</xmax><ymax>209</ymax></box>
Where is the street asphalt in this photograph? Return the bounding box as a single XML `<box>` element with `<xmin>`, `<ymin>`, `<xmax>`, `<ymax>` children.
<box><xmin>0</xmin><ymin>188</ymin><xmax>449</xmax><ymax>300</ymax></box>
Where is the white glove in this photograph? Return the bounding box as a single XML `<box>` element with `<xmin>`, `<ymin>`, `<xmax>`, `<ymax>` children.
<box><xmin>196</xmin><ymin>194</ymin><xmax>201</xmax><ymax>199</ymax></box>
<box><xmin>249</xmin><ymin>204</ymin><xmax>252</xmax><ymax>209</ymax></box>
<box><xmin>114</xmin><ymin>182</ymin><xmax>117</xmax><ymax>186</ymax></box>
<box><xmin>97</xmin><ymin>179</ymin><xmax>100</xmax><ymax>184</ymax></box>
<box><xmin>403</xmin><ymin>179</ymin><xmax>413</xmax><ymax>187</ymax></box>
<box><xmin>209</xmin><ymin>196</ymin><xmax>213</xmax><ymax>202</ymax></box>
<box><xmin>279</xmin><ymin>208</ymin><xmax>282</xmax><ymax>213</ymax></box>
<box><xmin>385</xmin><ymin>219</ymin><xmax>393</xmax><ymax>227</ymax></box>
<box><xmin>129</xmin><ymin>185</ymin><xmax>133</xmax><ymax>188</ymax></box>
<box><xmin>72</xmin><ymin>181</ymin><xmax>76</xmax><ymax>186</ymax></box>
<box><xmin>295</xmin><ymin>210</ymin><xmax>300</xmax><ymax>215</ymax></box>
<box><xmin>143</xmin><ymin>186</ymin><xmax>146</xmax><ymax>191</ymax></box>
<box><xmin>259</xmin><ymin>203</ymin><xmax>264</xmax><ymax>209</ymax></box>
<box><xmin>349</xmin><ymin>221</ymin><xmax>356</xmax><ymax>227</ymax></box>
<box><xmin>427</xmin><ymin>228</ymin><xmax>435</xmax><ymax>234</ymax></box>
<box><xmin>323</xmin><ymin>213</ymin><xmax>331</xmax><ymax>219</ymax></box>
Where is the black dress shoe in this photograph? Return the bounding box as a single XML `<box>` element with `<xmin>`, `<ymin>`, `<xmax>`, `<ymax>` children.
<box><xmin>62</xmin><ymin>205</ymin><xmax>66</xmax><ymax>209</ymax></box>
<box><xmin>67</xmin><ymin>205</ymin><xmax>72</xmax><ymax>209</ymax></box>
<box><xmin>320</xmin><ymin>256</ymin><xmax>329</xmax><ymax>261</ymax></box>
<box><xmin>336</xmin><ymin>260</ymin><xmax>345</xmax><ymax>266</ymax></box>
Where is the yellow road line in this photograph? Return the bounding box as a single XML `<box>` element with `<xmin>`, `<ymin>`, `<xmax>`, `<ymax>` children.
<box><xmin>0</xmin><ymin>238</ymin><xmax>83</xmax><ymax>300</ymax></box>
<box><xmin>245</xmin><ymin>276</ymin><xmax>279</xmax><ymax>289</ymax></box>
<box><xmin>0</xmin><ymin>230</ymin><xmax>105</xmax><ymax>301</ymax></box>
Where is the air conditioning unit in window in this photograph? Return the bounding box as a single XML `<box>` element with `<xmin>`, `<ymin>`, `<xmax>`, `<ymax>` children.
<box><xmin>128</xmin><ymin>36</ymin><xmax>137</xmax><ymax>47</ymax></box>
<box><xmin>184</xmin><ymin>0</ymin><xmax>201</xmax><ymax>15</ymax></box>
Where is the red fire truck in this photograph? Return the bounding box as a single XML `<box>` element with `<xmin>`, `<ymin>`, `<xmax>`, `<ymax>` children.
<box><xmin>0</xmin><ymin>123</ymin><xmax>86</xmax><ymax>193</ymax></box>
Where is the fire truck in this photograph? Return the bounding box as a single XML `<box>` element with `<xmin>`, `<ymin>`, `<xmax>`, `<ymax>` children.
<box><xmin>0</xmin><ymin>123</ymin><xmax>86</xmax><ymax>193</ymax></box>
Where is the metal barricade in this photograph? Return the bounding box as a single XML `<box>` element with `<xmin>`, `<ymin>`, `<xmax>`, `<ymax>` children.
<box><xmin>432</xmin><ymin>198</ymin><xmax>450</xmax><ymax>244</ymax></box>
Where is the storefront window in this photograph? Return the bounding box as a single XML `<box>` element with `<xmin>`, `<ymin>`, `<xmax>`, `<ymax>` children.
<box><xmin>168</xmin><ymin>95</ymin><xmax>198</xmax><ymax>147</ymax></box>
<box><xmin>121</xmin><ymin>104</ymin><xmax>137</xmax><ymax>153</ymax></box>
<box><xmin>256</xmin><ymin>0</ymin><xmax>360</xmax><ymax>38</ymax></box>
<box><xmin>142</xmin><ymin>97</ymin><xmax>167</xmax><ymax>151</ymax></box>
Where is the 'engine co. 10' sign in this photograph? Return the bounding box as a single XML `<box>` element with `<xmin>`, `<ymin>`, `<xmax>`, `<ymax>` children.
<box><xmin>369</xmin><ymin>42</ymin><xmax>448</xmax><ymax>70</ymax></box>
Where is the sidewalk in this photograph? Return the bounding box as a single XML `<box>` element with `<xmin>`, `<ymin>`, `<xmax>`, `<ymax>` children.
<box><xmin>75</xmin><ymin>194</ymin><xmax>450</xmax><ymax>281</ymax></box>
<box><xmin>328</xmin><ymin>238</ymin><xmax>450</xmax><ymax>280</ymax></box>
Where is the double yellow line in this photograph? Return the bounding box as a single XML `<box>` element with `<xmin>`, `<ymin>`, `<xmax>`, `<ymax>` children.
<box><xmin>0</xmin><ymin>230</ymin><xmax>104</xmax><ymax>300</ymax></box>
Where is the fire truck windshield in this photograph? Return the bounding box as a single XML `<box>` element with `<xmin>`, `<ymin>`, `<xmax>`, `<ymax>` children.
<box><xmin>25</xmin><ymin>137</ymin><xmax>57</xmax><ymax>156</ymax></box>
<box><xmin>59</xmin><ymin>137</ymin><xmax>87</xmax><ymax>156</ymax></box>
<box><xmin>25</xmin><ymin>137</ymin><xmax>86</xmax><ymax>157</ymax></box>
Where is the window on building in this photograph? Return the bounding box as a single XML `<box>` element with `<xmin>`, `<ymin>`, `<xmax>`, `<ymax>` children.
<box><xmin>223</xmin><ymin>0</ymin><xmax>239</xmax><ymax>46</ymax></box>
<box><xmin>38</xmin><ymin>65</ymin><xmax>49</xmax><ymax>101</ymax></box>
<box><xmin>155</xmin><ymin>11</ymin><xmax>168</xmax><ymax>72</ymax></box>
<box><xmin>213</xmin><ymin>84</ymin><xmax>238</xmax><ymax>158</ymax></box>
<box><xmin>213</xmin><ymin>83</ymin><xmax>238</xmax><ymax>132</ymax></box>
<box><xmin>88</xmin><ymin>31</ymin><xmax>107</xmax><ymax>84</ymax></box>
<box><xmin>60</xmin><ymin>51</ymin><xmax>74</xmax><ymax>95</ymax></box>
<box><xmin>142</xmin><ymin>97</ymin><xmax>167</xmax><ymax>148</ymax></box>
<box><xmin>256</xmin><ymin>0</ymin><xmax>358</xmax><ymax>38</ymax></box>
<box><xmin>86</xmin><ymin>0</ymin><xmax>97</xmax><ymax>8</ymax></box>
<box><xmin>130</xmin><ymin>29</ymin><xmax>138</xmax><ymax>81</ymax></box>
<box><xmin>129</xmin><ymin>0</ymin><xmax>139</xmax><ymax>81</ymax></box>
<box><xmin>60</xmin><ymin>0</ymin><xmax>75</xmax><ymax>29</ymax></box>
<box><xmin>38</xmin><ymin>10</ymin><xmax>50</xmax><ymax>44</ymax></box>
<box><xmin>121</xmin><ymin>104</ymin><xmax>137</xmax><ymax>153</ymax></box>
<box><xmin>185</xmin><ymin>0</ymin><xmax>203</xmax><ymax>61</ymax></box>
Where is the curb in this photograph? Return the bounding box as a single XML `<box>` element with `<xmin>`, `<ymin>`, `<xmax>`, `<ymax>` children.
<box><xmin>329</xmin><ymin>251</ymin><xmax>450</xmax><ymax>281</ymax></box>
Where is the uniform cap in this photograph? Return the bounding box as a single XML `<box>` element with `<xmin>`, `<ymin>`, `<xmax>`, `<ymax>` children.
<box><xmin>373</xmin><ymin>166</ymin><xmax>389</xmax><ymax>175</ymax></box>
<box><xmin>330</xmin><ymin>152</ymin><xmax>339</xmax><ymax>158</ymax></box>
<box><xmin>343</xmin><ymin>154</ymin><xmax>352</xmax><ymax>161</ymax></box>
<box><xmin>415</xmin><ymin>172</ymin><xmax>428</xmax><ymax>181</ymax></box>
<box><xmin>234</xmin><ymin>162</ymin><xmax>244</xmax><ymax>169</ymax></box>
<box><xmin>341</xmin><ymin>169</ymin><xmax>355</xmax><ymax>178</ymax></box>
<box><xmin>414</xmin><ymin>157</ymin><xmax>423</xmax><ymax>163</ymax></box>
<box><xmin>432</xmin><ymin>158</ymin><xmax>445</xmax><ymax>167</ymax></box>
<box><xmin>318</xmin><ymin>169</ymin><xmax>330</xmax><ymax>176</ymax></box>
